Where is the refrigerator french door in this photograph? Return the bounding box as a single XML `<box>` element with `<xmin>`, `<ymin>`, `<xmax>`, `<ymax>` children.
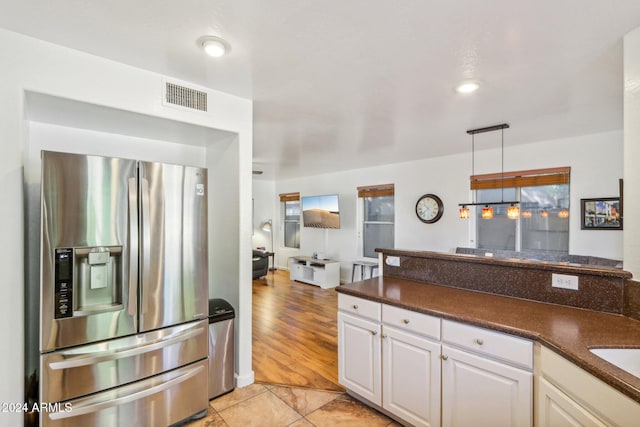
<box><xmin>37</xmin><ymin>151</ymin><xmax>209</xmax><ymax>427</ymax></box>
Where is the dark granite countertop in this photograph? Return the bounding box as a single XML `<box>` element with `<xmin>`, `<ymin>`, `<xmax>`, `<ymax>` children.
<box><xmin>337</xmin><ymin>276</ymin><xmax>640</xmax><ymax>403</ymax></box>
<box><xmin>380</xmin><ymin>248</ymin><xmax>632</xmax><ymax>279</ymax></box>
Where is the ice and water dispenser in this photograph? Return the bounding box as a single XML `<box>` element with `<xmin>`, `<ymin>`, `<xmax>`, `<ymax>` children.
<box><xmin>54</xmin><ymin>246</ymin><xmax>123</xmax><ymax>318</ymax></box>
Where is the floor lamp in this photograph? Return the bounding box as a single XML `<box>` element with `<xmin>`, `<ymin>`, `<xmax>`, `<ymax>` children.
<box><xmin>262</xmin><ymin>219</ymin><xmax>274</xmax><ymax>271</ymax></box>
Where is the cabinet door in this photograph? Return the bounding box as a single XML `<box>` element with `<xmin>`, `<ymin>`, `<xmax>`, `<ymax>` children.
<box><xmin>383</xmin><ymin>325</ymin><xmax>441</xmax><ymax>427</ymax></box>
<box><xmin>537</xmin><ymin>377</ymin><xmax>607</xmax><ymax>427</ymax></box>
<box><xmin>288</xmin><ymin>259</ymin><xmax>301</xmax><ymax>281</ymax></box>
<box><xmin>442</xmin><ymin>344</ymin><xmax>532</xmax><ymax>427</ymax></box>
<box><xmin>338</xmin><ymin>312</ymin><xmax>381</xmax><ymax>405</ymax></box>
<box><xmin>312</xmin><ymin>265</ymin><xmax>325</xmax><ymax>285</ymax></box>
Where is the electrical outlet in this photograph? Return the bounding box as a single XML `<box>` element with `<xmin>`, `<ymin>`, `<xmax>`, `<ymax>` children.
<box><xmin>385</xmin><ymin>256</ymin><xmax>400</xmax><ymax>267</ymax></box>
<box><xmin>552</xmin><ymin>273</ymin><xmax>579</xmax><ymax>290</ymax></box>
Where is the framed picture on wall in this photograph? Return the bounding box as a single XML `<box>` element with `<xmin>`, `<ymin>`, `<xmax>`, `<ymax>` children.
<box><xmin>580</xmin><ymin>197</ymin><xmax>622</xmax><ymax>230</ymax></box>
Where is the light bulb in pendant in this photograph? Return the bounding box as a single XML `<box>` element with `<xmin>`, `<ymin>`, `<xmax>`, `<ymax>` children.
<box><xmin>481</xmin><ymin>205</ymin><xmax>494</xmax><ymax>219</ymax></box>
<box><xmin>507</xmin><ymin>204</ymin><xmax>520</xmax><ymax>219</ymax></box>
<box><xmin>459</xmin><ymin>206</ymin><xmax>470</xmax><ymax>219</ymax></box>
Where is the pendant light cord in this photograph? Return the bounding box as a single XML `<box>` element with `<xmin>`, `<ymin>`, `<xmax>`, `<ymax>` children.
<box><xmin>472</xmin><ymin>132</ymin><xmax>475</xmax><ymax>204</ymax></box>
<box><xmin>501</xmin><ymin>127</ymin><xmax>504</xmax><ymax>203</ymax></box>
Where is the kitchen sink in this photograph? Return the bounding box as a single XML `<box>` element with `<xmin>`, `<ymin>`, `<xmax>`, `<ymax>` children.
<box><xmin>589</xmin><ymin>348</ymin><xmax>640</xmax><ymax>379</ymax></box>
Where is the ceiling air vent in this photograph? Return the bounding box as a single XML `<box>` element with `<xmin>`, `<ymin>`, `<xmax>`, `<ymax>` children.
<box><xmin>165</xmin><ymin>82</ymin><xmax>208</xmax><ymax>112</ymax></box>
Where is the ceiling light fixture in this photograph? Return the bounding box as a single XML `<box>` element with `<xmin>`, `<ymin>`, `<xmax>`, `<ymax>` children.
<box><xmin>455</xmin><ymin>81</ymin><xmax>480</xmax><ymax>94</ymax></box>
<box><xmin>459</xmin><ymin>124</ymin><xmax>519</xmax><ymax>220</ymax></box>
<box><xmin>198</xmin><ymin>35</ymin><xmax>231</xmax><ymax>57</ymax></box>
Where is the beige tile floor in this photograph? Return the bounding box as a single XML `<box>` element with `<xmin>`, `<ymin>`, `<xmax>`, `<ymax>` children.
<box><xmin>184</xmin><ymin>383</ymin><xmax>402</xmax><ymax>427</ymax></box>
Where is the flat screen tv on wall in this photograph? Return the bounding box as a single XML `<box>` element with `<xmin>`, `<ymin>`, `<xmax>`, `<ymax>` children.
<box><xmin>301</xmin><ymin>194</ymin><xmax>340</xmax><ymax>229</ymax></box>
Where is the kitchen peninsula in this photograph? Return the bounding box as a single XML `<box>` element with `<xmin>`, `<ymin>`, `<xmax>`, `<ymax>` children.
<box><xmin>336</xmin><ymin>249</ymin><xmax>640</xmax><ymax>427</ymax></box>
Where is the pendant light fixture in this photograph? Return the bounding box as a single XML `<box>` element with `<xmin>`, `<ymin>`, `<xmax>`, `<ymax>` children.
<box><xmin>459</xmin><ymin>124</ymin><xmax>519</xmax><ymax>219</ymax></box>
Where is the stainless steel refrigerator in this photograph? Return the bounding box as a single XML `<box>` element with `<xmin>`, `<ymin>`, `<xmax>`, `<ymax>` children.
<box><xmin>33</xmin><ymin>151</ymin><xmax>209</xmax><ymax>426</ymax></box>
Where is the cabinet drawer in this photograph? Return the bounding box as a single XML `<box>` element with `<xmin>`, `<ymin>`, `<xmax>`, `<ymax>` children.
<box><xmin>338</xmin><ymin>294</ymin><xmax>381</xmax><ymax>321</ymax></box>
<box><xmin>382</xmin><ymin>304</ymin><xmax>440</xmax><ymax>340</ymax></box>
<box><xmin>442</xmin><ymin>319</ymin><xmax>532</xmax><ymax>369</ymax></box>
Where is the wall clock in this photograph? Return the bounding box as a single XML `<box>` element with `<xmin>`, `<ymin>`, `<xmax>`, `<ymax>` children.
<box><xmin>415</xmin><ymin>194</ymin><xmax>444</xmax><ymax>224</ymax></box>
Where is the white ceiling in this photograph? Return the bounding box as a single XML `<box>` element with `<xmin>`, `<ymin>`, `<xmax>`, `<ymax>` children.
<box><xmin>3</xmin><ymin>1</ymin><xmax>640</xmax><ymax>180</ymax></box>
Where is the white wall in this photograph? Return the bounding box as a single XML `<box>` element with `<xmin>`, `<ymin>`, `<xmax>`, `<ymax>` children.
<box><xmin>207</xmin><ymin>132</ymin><xmax>255</xmax><ymax>387</ymax></box>
<box><xmin>26</xmin><ymin>122</ymin><xmax>208</xmax><ymax>166</ymax></box>
<box><xmin>270</xmin><ymin>130</ymin><xmax>623</xmax><ymax>283</ymax></box>
<box><xmin>252</xmin><ymin>179</ymin><xmax>277</xmax><ymax>252</ymax></box>
<box><xmin>0</xmin><ymin>28</ymin><xmax>253</xmax><ymax>424</ymax></box>
<box><xmin>624</xmin><ymin>26</ymin><xmax>640</xmax><ymax>278</ymax></box>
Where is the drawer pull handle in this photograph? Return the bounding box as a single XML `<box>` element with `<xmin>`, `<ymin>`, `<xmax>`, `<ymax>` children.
<box><xmin>475</xmin><ymin>338</ymin><xmax>484</xmax><ymax>345</ymax></box>
<box><xmin>371</xmin><ymin>330</ymin><xmax>378</xmax><ymax>336</ymax></box>
<box><xmin>441</xmin><ymin>354</ymin><xmax>449</xmax><ymax>361</ymax></box>
<box><xmin>402</xmin><ymin>319</ymin><xmax>410</xmax><ymax>324</ymax></box>
<box><xmin>382</xmin><ymin>334</ymin><xmax>387</xmax><ymax>339</ymax></box>
<box><xmin>352</xmin><ymin>304</ymin><xmax>358</xmax><ymax>310</ymax></box>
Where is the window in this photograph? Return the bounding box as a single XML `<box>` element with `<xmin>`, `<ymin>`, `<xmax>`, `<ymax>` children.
<box><xmin>280</xmin><ymin>192</ymin><xmax>300</xmax><ymax>248</ymax></box>
<box><xmin>358</xmin><ymin>184</ymin><xmax>395</xmax><ymax>258</ymax></box>
<box><xmin>473</xmin><ymin>168</ymin><xmax>570</xmax><ymax>253</ymax></box>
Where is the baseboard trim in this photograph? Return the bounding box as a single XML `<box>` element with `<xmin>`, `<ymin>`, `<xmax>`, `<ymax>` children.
<box><xmin>235</xmin><ymin>370</ymin><xmax>255</xmax><ymax>388</ymax></box>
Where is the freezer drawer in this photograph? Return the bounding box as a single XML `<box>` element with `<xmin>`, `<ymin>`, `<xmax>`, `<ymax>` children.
<box><xmin>41</xmin><ymin>360</ymin><xmax>208</xmax><ymax>427</ymax></box>
<box><xmin>41</xmin><ymin>320</ymin><xmax>208</xmax><ymax>403</ymax></box>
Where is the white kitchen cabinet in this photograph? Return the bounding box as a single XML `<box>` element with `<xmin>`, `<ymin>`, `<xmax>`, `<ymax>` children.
<box><xmin>537</xmin><ymin>377</ymin><xmax>607</xmax><ymax>427</ymax></box>
<box><xmin>383</xmin><ymin>325</ymin><xmax>441</xmax><ymax>427</ymax></box>
<box><xmin>338</xmin><ymin>311</ymin><xmax>381</xmax><ymax>405</ymax></box>
<box><xmin>441</xmin><ymin>320</ymin><xmax>533</xmax><ymax>427</ymax></box>
<box><xmin>536</xmin><ymin>346</ymin><xmax>640</xmax><ymax>427</ymax></box>
<box><xmin>441</xmin><ymin>344</ymin><xmax>532</xmax><ymax>427</ymax></box>
<box><xmin>338</xmin><ymin>295</ymin><xmax>535</xmax><ymax>427</ymax></box>
<box><xmin>338</xmin><ymin>295</ymin><xmax>441</xmax><ymax>427</ymax></box>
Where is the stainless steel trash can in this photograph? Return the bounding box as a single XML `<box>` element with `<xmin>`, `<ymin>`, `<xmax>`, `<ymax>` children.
<box><xmin>208</xmin><ymin>298</ymin><xmax>235</xmax><ymax>400</ymax></box>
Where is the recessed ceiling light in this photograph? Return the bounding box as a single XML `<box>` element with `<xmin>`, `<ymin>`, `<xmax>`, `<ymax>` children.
<box><xmin>455</xmin><ymin>81</ymin><xmax>480</xmax><ymax>94</ymax></box>
<box><xmin>198</xmin><ymin>36</ymin><xmax>231</xmax><ymax>57</ymax></box>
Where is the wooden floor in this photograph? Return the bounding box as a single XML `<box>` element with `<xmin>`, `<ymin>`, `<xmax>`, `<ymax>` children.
<box><xmin>252</xmin><ymin>270</ymin><xmax>343</xmax><ymax>392</ymax></box>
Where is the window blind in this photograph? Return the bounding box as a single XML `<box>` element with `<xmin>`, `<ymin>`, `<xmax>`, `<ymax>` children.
<box><xmin>279</xmin><ymin>192</ymin><xmax>300</xmax><ymax>202</ymax></box>
<box><xmin>357</xmin><ymin>184</ymin><xmax>395</xmax><ymax>198</ymax></box>
<box><xmin>470</xmin><ymin>167</ymin><xmax>570</xmax><ymax>190</ymax></box>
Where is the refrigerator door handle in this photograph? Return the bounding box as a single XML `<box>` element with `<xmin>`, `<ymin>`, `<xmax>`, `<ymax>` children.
<box><xmin>139</xmin><ymin>176</ymin><xmax>151</xmax><ymax>314</ymax></box>
<box><xmin>127</xmin><ymin>177</ymin><xmax>138</xmax><ymax>317</ymax></box>
<box><xmin>47</xmin><ymin>362</ymin><xmax>205</xmax><ymax>420</ymax></box>
<box><xmin>48</xmin><ymin>326</ymin><xmax>204</xmax><ymax>370</ymax></box>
